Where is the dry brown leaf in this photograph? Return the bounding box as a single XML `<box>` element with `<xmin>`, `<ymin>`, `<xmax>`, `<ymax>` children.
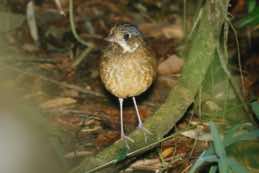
<box><xmin>158</xmin><ymin>55</ymin><xmax>184</xmax><ymax>75</ymax></box>
<box><xmin>140</xmin><ymin>22</ymin><xmax>184</xmax><ymax>40</ymax></box>
<box><xmin>40</xmin><ymin>97</ymin><xmax>76</xmax><ymax>109</ymax></box>
<box><xmin>39</xmin><ymin>63</ymin><xmax>56</xmax><ymax>70</ymax></box>
<box><xmin>181</xmin><ymin>128</ymin><xmax>212</xmax><ymax>141</ymax></box>
<box><xmin>129</xmin><ymin>158</ymin><xmax>160</xmax><ymax>171</ymax></box>
<box><xmin>96</xmin><ymin>130</ymin><xmax>120</xmax><ymax>149</ymax></box>
<box><xmin>51</xmin><ymin>114</ymin><xmax>82</xmax><ymax>128</ymax></box>
<box><xmin>161</xmin><ymin>147</ymin><xmax>173</xmax><ymax>158</ymax></box>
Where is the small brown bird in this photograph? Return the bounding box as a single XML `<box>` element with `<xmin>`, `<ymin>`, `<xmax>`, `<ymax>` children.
<box><xmin>100</xmin><ymin>24</ymin><xmax>157</xmax><ymax>147</ymax></box>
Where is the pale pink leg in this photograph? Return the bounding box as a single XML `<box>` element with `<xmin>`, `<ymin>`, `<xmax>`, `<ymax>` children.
<box><xmin>132</xmin><ymin>97</ymin><xmax>152</xmax><ymax>142</ymax></box>
<box><xmin>119</xmin><ymin>98</ymin><xmax>134</xmax><ymax>148</ymax></box>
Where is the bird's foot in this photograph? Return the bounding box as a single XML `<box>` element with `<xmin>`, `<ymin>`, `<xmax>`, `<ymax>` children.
<box><xmin>137</xmin><ymin>124</ymin><xmax>152</xmax><ymax>143</ymax></box>
<box><xmin>120</xmin><ymin>134</ymin><xmax>134</xmax><ymax>149</ymax></box>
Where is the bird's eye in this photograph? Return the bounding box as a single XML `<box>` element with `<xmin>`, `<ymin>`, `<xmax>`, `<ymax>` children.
<box><xmin>123</xmin><ymin>33</ymin><xmax>130</xmax><ymax>41</ymax></box>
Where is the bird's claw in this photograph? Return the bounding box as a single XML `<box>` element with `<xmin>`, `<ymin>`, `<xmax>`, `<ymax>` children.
<box><xmin>121</xmin><ymin>134</ymin><xmax>134</xmax><ymax>149</ymax></box>
<box><xmin>138</xmin><ymin>124</ymin><xmax>152</xmax><ymax>143</ymax></box>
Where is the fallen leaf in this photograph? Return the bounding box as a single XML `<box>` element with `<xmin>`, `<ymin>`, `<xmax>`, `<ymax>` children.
<box><xmin>140</xmin><ymin>22</ymin><xmax>184</xmax><ymax>40</ymax></box>
<box><xmin>181</xmin><ymin>128</ymin><xmax>212</xmax><ymax>141</ymax></box>
<box><xmin>52</xmin><ymin>114</ymin><xmax>82</xmax><ymax>128</ymax></box>
<box><xmin>129</xmin><ymin>158</ymin><xmax>161</xmax><ymax>171</ymax></box>
<box><xmin>161</xmin><ymin>147</ymin><xmax>173</xmax><ymax>158</ymax></box>
<box><xmin>96</xmin><ymin>130</ymin><xmax>120</xmax><ymax>149</ymax></box>
<box><xmin>40</xmin><ymin>97</ymin><xmax>76</xmax><ymax>109</ymax></box>
<box><xmin>39</xmin><ymin>63</ymin><xmax>56</xmax><ymax>70</ymax></box>
<box><xmin>158</xmin><ymin>55</ymin><xmax>184</xmax><ymax>75</ymax></box>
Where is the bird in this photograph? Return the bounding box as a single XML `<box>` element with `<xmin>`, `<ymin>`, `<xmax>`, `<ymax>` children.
<box><xmin>99</xmin><ymin>23</ymin><xmax>157</xmax><ymax>148</ymax></box>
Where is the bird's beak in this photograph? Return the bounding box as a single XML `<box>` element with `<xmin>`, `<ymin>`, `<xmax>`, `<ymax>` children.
<box><xmin>105</xmin><ymin>35</ymin><xmax>115</xmax><ymax>42</ymax></box>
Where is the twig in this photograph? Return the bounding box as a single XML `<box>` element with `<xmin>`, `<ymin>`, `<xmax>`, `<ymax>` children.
<box><xmin>220</xmin><ymin>16</ymin><xmax>254</xmax><ymax>120</ymax></box>
<box><xmin>11</xmin><ymin>58</ymin><xmax>57</xmax><ymax>64</ymax></box>
<box><xmin>220</xmin><ymin>3</ymin><xmax>245</xmax><ymax>98</ymax></box>
<box><xmin>69</xmin><ymin>0</ymin><xmax>92</xmax><ymax>47</ymax></box>
<box><xmin>186</xmin><ymin>8</ymin><xmax>203</xmax><ymax>41</ymax></box>
<box><xmin>183</xmin><ymin>0</ymin><xmax>187</xmax><ymax>33</ymax></box>
<box><xmin>65</xmin><ymin>151</ymin><xmax>93</xmax><ymax>159</ymax></box>
<box><xmin>228</xmin><ymin>20</ymin><xmax>245</xmax><ymax>95</ymax></box>
<box><xmin>26</xmin><ymin>1</ymin><xmax>39</xmax><ymax>45</ymax></box>
<box><xmin>180</xmin><ymin>163</ymin><xmax>192</xmax><ymax>173</ymax></box>
<box><xmin>54</xmin><ymin>0</ymin><xmax>65</xmax><ymax>16</ymax></box>
<box><xmin>69</xmin><ymin>0</ymin><xmax>95</xmax><ymax>68</ymax></box>
<box><xmin>72</xmin><ymin>44</ymin><xmax>93</xmax><ymax>67</ymax></box>
<box><xmin>216</xmin><ymin>43</ymin><xmax>255</xmax><ymax>125</ymax></box>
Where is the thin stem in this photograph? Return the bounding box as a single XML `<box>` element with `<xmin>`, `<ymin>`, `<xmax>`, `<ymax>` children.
<box><xmin>72</xmin><ymin>44</ymin><xmax>94</xmax><ymax>68</ymax></box>
<box><xmin>186</xmin><ymin>8</ymin><xmax>203</xmax><ymax>41</ymax></box>
<box><xmin>69</xmin><ymin>0</ymin><xmax>95</xmax><ymax>68</ymax></box>
<box><xmin>216</xmin><ymin>44</ymin><xmax>255</xmax><ymax>125</ymax></box>
<box><xmin>183</xmin><ymin>0</ymin><xmax>187</xmax><ymax>33</ymax></box>
<box><xmin>69</xmin><ymin>0</ymin><xmax>91</xmax><ymax>47</ymax></box>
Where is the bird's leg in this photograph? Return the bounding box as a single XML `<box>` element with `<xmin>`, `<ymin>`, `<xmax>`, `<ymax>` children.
<box><xmin>119</xmin><ymin>98</ymin><xmax>134</xmax><ymax>148</ymax></box>
<box><xmin>132</xmin><ymin>97</ymin><xmax>152</xmax><ymax>142</ymax></box>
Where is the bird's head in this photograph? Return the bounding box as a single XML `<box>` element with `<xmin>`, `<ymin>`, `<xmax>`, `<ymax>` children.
<box><xmin>105</xmin><ymin>24</ymin><xmax>143</xmax><ymax>53</ymax></box>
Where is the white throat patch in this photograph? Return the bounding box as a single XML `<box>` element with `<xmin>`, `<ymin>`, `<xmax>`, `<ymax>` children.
<box><xmin>117</xmin><ymin>40</ymin><xmax>139</xmax><ymax>53</ymax></box>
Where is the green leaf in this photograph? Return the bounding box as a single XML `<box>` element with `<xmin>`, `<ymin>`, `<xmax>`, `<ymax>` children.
<box><xmin>218</xmin><ymin>158</ymin><xmax>228</xmax><ymax>173</ymax></box>
<box><xmin>238</xmin><ymin>7</ymin><xmax>259</xmax><ymax>28</ymax></box>
<box><xmin>223</xmin><ymin>123</ymin><xmax>254</xmax><ymax>147</ymax></box>
<box><xmin>248</xmin><ymin>0</ymin><xmax>257</xmax><ymax>13</ymax></box>
<box><xmin>209</xmin><ymin>122</ymin><xmax>226</xmax><ymax>157</ymax></box>
<box><xmin>209</xmin><ymin>166</ymin><xmax>218</xmax><ymax>173</ymax></box>
<box><xmin>224</xmin><ymin>129</ymin><xmax>259</xmax><ymax>147</ymax></box>
<box><xmin>235</xmin><ymin>130</ymin><xmax>259</xmax><ymax>141</ymax></box>
<box><xmin>209</xmin><ymin>122</ymin><xmax>228</xmax><ymax>173</ymax></box>
<box><xmin>227</xmin><ymin>158</ymin><xmax>249</xmax><ymax>173</ymax></box>
<box><xmin>251</xmin><ymin>101</ymin><xmax>259</xmax><ymax>120</ymax></box>
<box><xmin>224</xmin><ymin>123</ymin><xmax>247</xmax><ymax>141</ymax></box>
<box><xmin>114</xmin><ymin>147</ymin><xmax>128</xmax><ymax>163</ymax></box>
<box><xmin>189</xmin><ymin>152</ymin><xmax>218</xmax><ymax>173</ymax></box>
